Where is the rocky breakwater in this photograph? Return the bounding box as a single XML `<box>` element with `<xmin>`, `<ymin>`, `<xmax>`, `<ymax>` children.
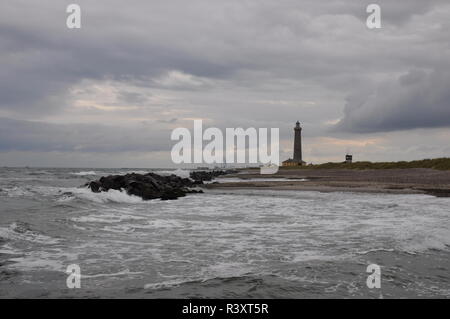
<box><xmin>189</xmin><ymin>170</ymin><xmax>237</xmax><ymax>183</ymax></box>
<box><xmin>85</xmin><ymin>172</ymin><xmax>203</xmax><ymax>200</ymax></box>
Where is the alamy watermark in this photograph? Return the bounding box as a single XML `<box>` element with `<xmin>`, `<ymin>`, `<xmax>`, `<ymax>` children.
<box><xmin>66</xmin><ymin>264</ymin><xmax>81</xmax><ymax>288</ymax></box>
<box><xmin>366</xmin><ymin>4</ymin><xmax>382</xmax><ymax>29</ymax></box>
<box><xmin>366</xmin><ymin>264</ymin><xmax>381</xmax><ymax>289</ymax></box>
<box><xmin>66</xmin><ymin>4</ymin><xmax>81</xmax><ymax>29</ymax></box>
<box><xmin>170</xmin><ymin>120</ymin><xmax>280</xmax><ymax>174</ymax></box>
<box><xmin>65</xmin><ymin>4</ymin><xmax>381</xmax><ymax>30</ymax></box>
<box><xmin>64</xmin><ymin>262</ymin><xmax>382</xmax><ymax>291</ymax></box>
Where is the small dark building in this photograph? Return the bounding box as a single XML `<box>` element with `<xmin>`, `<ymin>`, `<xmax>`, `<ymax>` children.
<box><xmin>345</xmin><ymin>154</ymin><xmax>353</xmax><ymax>163</ymax></box>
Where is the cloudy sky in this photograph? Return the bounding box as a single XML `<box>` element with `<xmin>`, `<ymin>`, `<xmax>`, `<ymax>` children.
<box><xmin>1</xmin><ymin>0</ymin><xmax>449</xmax><ymax>167</ymax></box>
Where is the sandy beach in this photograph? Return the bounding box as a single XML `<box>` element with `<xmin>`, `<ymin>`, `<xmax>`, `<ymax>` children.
<box><xmin>204</xmin><ymin>168</ymin><xmax>450</xmax><ymax>197</ymax></box>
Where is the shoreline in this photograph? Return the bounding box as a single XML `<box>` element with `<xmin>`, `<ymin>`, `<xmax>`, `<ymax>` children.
<box><xmin>203</xmin><ymin>182</ymin><xmax>425</xmax><ymax>195</ymax></box>
<box><xmin>203</xmin><ymin>168</ymin><xmax>450</xmax><ymax>197</ymax></box>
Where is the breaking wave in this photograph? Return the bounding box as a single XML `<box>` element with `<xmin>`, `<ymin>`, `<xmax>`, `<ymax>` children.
<box><xmin>0</xmin><ymin>222</ymin><xmax>60</xmax><ymax>245</ymax></box>
<box><xmin>68</xmin><ymin>188</ymin><xmax>146</xmax><ymax>204</ymax></box>
<box><xmin>0</xmin><ymin>186</ymin><xmax>33</xmax><ymax>197</ymax></box>
<box><xmin>1</xmin><ymin>167</ymin><xmax>450</xmax><ymax>298</ymax></box>
<box><xmin>398</xmin><ymin>229</ymin><xmax>450</xmax><ymax>254</ymax></box>
<box><xmin>70</xmin><ymin>171</ymin><xmax>97</xmax><ymax>176</ymax></box>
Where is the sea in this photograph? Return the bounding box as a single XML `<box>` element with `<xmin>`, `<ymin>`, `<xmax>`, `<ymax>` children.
<box><xmin>0</xmin><ymin>167</ymin><xmax>449</xmax><ymax>298</ymax></box>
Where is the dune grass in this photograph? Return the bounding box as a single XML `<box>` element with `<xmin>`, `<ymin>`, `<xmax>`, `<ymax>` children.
<box><xmin>281</xmin><ymin>158</ymin><xmax>450</xmax><ymax>171</ymax></box>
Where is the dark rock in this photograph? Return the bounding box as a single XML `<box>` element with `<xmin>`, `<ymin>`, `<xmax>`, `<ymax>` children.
<box><xmin>160</xmin><ymin>189</ymin><xmax>186</xmax><ymax>200</ymax></box>
<box><xmin>84</xmin><ymin>172</ymin><xmax>199</xmax><ymax>201</ymax></box>
<box><xmin>87</xmin><ymin>181</ymin><xmax>102</xmax><ymax>193</ymax></box>
<box><xmin>420</xmin><ymin>188</ymin><xmax>450</xmax><ymax>197</ymax></box>
<box><xmin>189</xmin><ymin>170</ymin><xmax>237</xmax><ymax>183</ymax></box>
<box><xmin>188</xmin><ymin>189</ymin><xmax>204</xmax><ymax>194</ymax></box>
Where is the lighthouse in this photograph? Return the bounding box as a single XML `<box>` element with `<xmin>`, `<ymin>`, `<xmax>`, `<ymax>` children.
<box><xmin>293</xmin><ymin>121</ymin><xmax>302</xmax><ymax>163</ymax></box>
<box><xmin>282</xmin><ymin>121</ymin><xmax>306</xmax><ymax>166</ymax></box>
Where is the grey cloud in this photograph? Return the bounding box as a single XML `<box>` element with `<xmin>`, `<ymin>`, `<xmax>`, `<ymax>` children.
<box><xmin>117</xmin><ymin>91</ymin><xmax>152</xmax><ymax>106</ymax></box>
<box><xmin>2</xmin><ymin>0</ymin><xmax>448</xmax><ymax>116</ymax></box>
<box><xmin>157</xmin><ymin>118</ymin><xmax>178</xmax><ymax>124</ymax></box>
<box><xmin>1</xmin><ymin>0</ymin><xmax>450</xmax><ymax>165</ymax></box>
<box><xmin>0</xmin><ymin>117</ymin><xmax>171</xmax><ymax>152</ymax></box>
<box><xmin>334</xmin><ymin>69</ymin><xmax>450</xmax><ymax>133</ymax></box>
<box><xmin>317</xmin><ymin>0</ymin><xmax>448</xmax><ymax>25</ymax></box>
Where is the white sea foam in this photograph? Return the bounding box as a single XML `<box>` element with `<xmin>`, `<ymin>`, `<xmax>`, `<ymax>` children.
<box><xmin>102</xmin><ymin>225</ymin><xmax>136</xmax><ymax>233</ymax></box>
<box><xmin>81</xmin><ymin>269</ymin><xmax>144</xmax><ymax>278</ymax></box>
<box><xmin>199</xmin><ymin>261</ymin><xmax>254</xmax><ymax>279</ymax></box>
<box><xmin>5</xmin><ymin>185</ymin><xmax>147</xmax><ymax>204</ymax></box>
<box><xmin>0</xmin><ymin>223</ymin><xmax>60</xmax><ymax>245</ymax></box>
<box><xmin>70</xmin><ymin>171</ymin><xmax>97</xmax><ymax>176</ymax></box>
<box><xmin>5</xmin><ymin>249</ymin><xmax>80</xmax><ymax>272</ymax></box>
<box><xmin>399</xmin><ymin>229</ymin><xmax>450</xmax><ymax>253</ymax></box>
<box><xmin>144</xmin><ymin>262</ymin><xmax>261</xmax><ymax>290</ymax></box>
<box><xmin>0</xmin><ymin>243</ymin><xmax>22</xmax><ymax>255</ymax></box>
<box><xmin>71</xmin><ymin>212</ymin><xmax>146</xmax><ymax>224</ymax></box>
<box><xmin>1</xmin><ymin>186</ymin><xmax>33</xmax><ymax>197</ymax></box>
<box><xmin>69</xmin><ymin>188</ymin><xmax>146</xmax><ymax>204</ymax></box>
<box><xmin>2</xmin><ymin>169</ymin><xmax>450</xmax><ymax>297</ymax></box>
<box><xmin>7</xmin><ymin>256</ymin><xmax>66</xmax><ymax>272</ymax></box>
<box><xmin>144</xmin><ymin>278</ymin><xmax>191</xmax><ymax>290</ymax></box>
<box><xmin>356</xmin><ymin>248</ymin><xmax>395</xmax><ymax>255</ymax></box>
